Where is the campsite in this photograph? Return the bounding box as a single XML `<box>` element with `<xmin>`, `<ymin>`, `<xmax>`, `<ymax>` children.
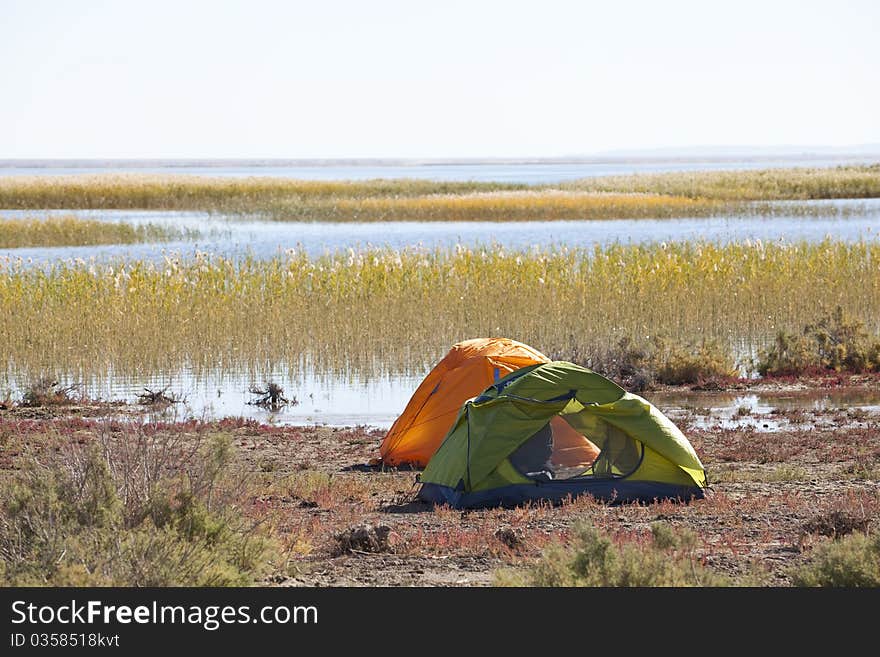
<box><xmin>1</xmin><ymin>167</ymin><xmax>880</xmax><ymax>587</ymax></box>
<box><xmin>1</xmin><ymin>324</ymin><xmax>878</xmax><ymax>586</ymax></box>
<box><xmin>2</xmin><ymin>2</ymin><xmax>879</xmax><ymax>593</ymax></box>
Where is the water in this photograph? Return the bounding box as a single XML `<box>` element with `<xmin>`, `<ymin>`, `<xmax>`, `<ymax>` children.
<box><xmin>2</xmin><ymin>199</ymin><xmax>879</xmax><ymax>266</ymax></box>
<box><xmin>655</xmin><ymin>389</ymin><xmax>880</xmax><ymax>432</ymax></box>
<box><xmin>2</xmin><ymin>156</ymin><xmax>878</xmax><ymax>183</ymax></box>
<box><xmin>6</xmin><ymin>368</ymin><xmax>878</xmax><ymax>431</ymax></box>
<box><xmin>87</xmin><ymin>369</ymin><xmax>424</xmax><ymax>429</ymax></box>
<box><xmin>3</xmin><ymin>160</ymin><xmax>879</xmax><ymax>426</ymax></box>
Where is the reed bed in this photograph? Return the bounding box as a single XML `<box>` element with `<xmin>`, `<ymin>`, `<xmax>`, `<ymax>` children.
<box><xmin>262</xmin><ymin>190</ymin><xmax>720</xmax><ymax>221</ymax></box>
<box><xmin>564</xmin><ymin>164</ymin><xmax>880</xmax><ymax>200</ymax></box>
<box><xmin>0</xmin><ymin>175</ymin><xmax>524</xmax><ymax>212</ymax></box>
<box><xmin>1</xmin><ymin>240</ymin><xmax>878</xmax><ymax>381</ymax></box>
<box><xmin>0</xmin><ymin>165</ymin><xmax>877</xmax><ymax>222</ymax></box>
<box><xmin>0</xmin><ymin>215</ymin><xmax>198</xmax><ymax>248</ymax></box>
<box><xmin>0</xmin><ymin>175</ymin><xmax>718</xmax><ymax>221</ymax></box>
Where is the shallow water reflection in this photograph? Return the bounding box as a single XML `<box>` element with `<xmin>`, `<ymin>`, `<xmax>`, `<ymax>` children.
<box><xmin>5</xmin><ymin>369</ymin><xmax>878</xmax><ymax>431</ymax></box>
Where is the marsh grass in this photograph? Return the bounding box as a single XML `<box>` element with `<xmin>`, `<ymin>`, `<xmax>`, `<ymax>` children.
<box><xmin>1</xmin><ymin>166</ymin><xmax>877</xmax><ymax>222</ymax></box>
<box><xmin>1</xmin><ymin>240</ymin><xmax>878</xmax><ymax>380</ymax></box>
<box><xmin>0</xmin><ymin>175</ymin><xmax>524</xmax><ymax>214</ymax></box>
<box><xmin>564</xmin><ymin>164</ymin><xmax>880</xmax><ymax>200</ymax></box>
<box><xmin>0</xmin><ymin>215</ymin><xmax>198</xmax><ymax>248</ymax></box>
<box><xmin>0</xmin><ymin>177</ymin><xmax>720</xmax><ymax>221</ymax></box>
<box><xmin>265</xmin><ymin>190</ymin><xmax>721</xmax><ymax>221</ymax></box>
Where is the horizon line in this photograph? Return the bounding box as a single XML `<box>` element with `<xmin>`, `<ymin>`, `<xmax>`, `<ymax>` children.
<box><xmin>3</xmin><ymin>148</ymin><xmax>880</xmax><ymax>169</ymax></box>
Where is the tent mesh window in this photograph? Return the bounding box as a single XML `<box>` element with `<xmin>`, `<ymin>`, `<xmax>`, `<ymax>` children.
<box><xmin>509</xmin><ymin>412</ymin><xmax>641</xmax><ymax>481</ymax></box>
<box><xmin>588</xmin><ymin>421</ymin><xmax>643</xmax><ymax>478</ymax></box>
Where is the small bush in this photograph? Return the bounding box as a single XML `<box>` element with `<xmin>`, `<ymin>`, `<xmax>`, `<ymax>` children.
<box><xmin>575</xmin><ymin>335</ymin><xmax>737</xmax><ymax>390</ymax></box>
<box><xmin>790</xmin><ymin>531</ymin><xmax>880</xmax><ymax>587</ymax></box>
<box><xmin>758</xmin><ymin>307</ymin><xmax>880</xmax><ymax>376</ymax></box>
<box><xmin>802</xmin><ymin>510</ymin><xmax>872</xmax><ymax>538</ymax></box>
<box><xmin>495</xmin><ymin>522</ymin><xmax>728</xmax><ymax>587</ymax></box>
<box><xmin>0</xmin><ymin>429</ymin><xmax>279</xmax><ymax>586</ymax></box>
<box><xmin>332</xmin><ymin>524</ymin><xmax>393</xmax><ymax>556</ymax></box>
<box><xmin>652</xmin><ymin>337</ymin><xmax>738</xmax><ymax>386</ymax></box>
<box><xmin>573</xmin><ymin>336</ymin><xmax>655</xmax><ymax>391</ymax></box>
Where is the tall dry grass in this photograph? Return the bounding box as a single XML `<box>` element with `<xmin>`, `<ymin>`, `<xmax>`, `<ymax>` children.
<box><xmin>564</xmin><ymin>164</ymin><xmax>880</xmax><ymax>200</ymax></box>
<box><xmin>0</xmin><ymin>175</ymin><xmax>716</xmax><ymax>221</ymax></box>
<box><xmin>0</xmin><ymin>215</ymin><xmax>197</xmax><ymax>248</ymax></box>
<box><xmin>1</xmin><ymin>240</ymin><xmax>878</xmax><ymax>381</ymax></box>
<box><xmin>299</xmin><ymin>190</ymin><xmax>716</xmax><ymax>221</ymax></box>
<box><xmin>1</xmin><ymin>165</ymin><xmax>877</xmax><ymax>221</ymax></box>
<box><xmin>0</xmin><ymin>175</ymin><xmax>524</xmax><ymax>212</ymax></box>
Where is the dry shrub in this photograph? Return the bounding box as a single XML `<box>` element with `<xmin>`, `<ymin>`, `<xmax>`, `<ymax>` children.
<box><xmin>572</xmin><ymin>335</ymin><xmax>737</xmax><ymax>390</ymax></box>
<box><xmin>802</xmin><ymin>510</ymin><xmax>872</xmax><ymax>539</ymax></box>
<box><xmin>758</xmin><ymin>307</ymin><xmax>880</xmax><ymax>376</ymax></box>
<box><xmin>20</xmin><ymin>378</ymin><xmax>80</xmax><ymax>407</ymax></box>
<box><xmin>0</xmin><ymin>422</ymin><xmax>280</xmax><ymax>586</ymax></box>
<box><xmin>494</xmin><ymin>527</ymin><xmax>525</xmax><ymax>551</ymax></box>
<box><xmin>495</xmin><ymin>521</ymin><xmax>729</xmax><ymax>587</ymax></box>
<box><xmin>332</xmin><ymin>524</ymin><xmax>393</xmax><ymax>555</ymax></box>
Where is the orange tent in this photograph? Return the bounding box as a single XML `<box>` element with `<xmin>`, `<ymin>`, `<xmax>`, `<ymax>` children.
<box><xmin>379</xmin><ymin>338</ymin><xmax>550</xmax><ymax>466</ymax></box>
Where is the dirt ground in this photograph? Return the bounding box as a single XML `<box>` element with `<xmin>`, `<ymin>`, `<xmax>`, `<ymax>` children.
<box><xmin>1</xmin><ymin>375</ymin><xmax>878</xmax><ymax>586</ymax></box>
<box><xmin>228</xmin><ymin>409</ymin><xmax>879</xmax><ymax>586</ymax></box>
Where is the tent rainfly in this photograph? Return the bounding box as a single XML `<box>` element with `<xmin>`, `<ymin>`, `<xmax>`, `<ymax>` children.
<box><xmin>418</xmin><ymin>361</ymin><xmax>707</xmax><ymax>509</ymax></box>
<box><xmin>379</xmin><ymin>337</ymin><xmax>549</xmax><ymax>467</ymax></box>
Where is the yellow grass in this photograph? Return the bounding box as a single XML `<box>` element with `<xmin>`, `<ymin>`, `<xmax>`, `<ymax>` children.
<box><xmin>564</xmin><ymin>164</ymin><xmax>880</xmax><ymax>200</ymax></box>
<box><xmin>0</xmin><ymin>165</ymin><xmax>877</xmax><ymax>221</ymax></box>
<box><xmin>1</xmin><ymin>240</ymin><xmax>878</xmax><ymax>381</ymax></box>
<box><xmin>319</xmin><ymin>190</ymin><xmax>715</xmax><ymax>221</ymax></box>
<box><xmin>0</xmin><ymin>175</ymin><xmax>523</xmax><ymax>211</ymax></box>
<box><xmin>0</xmin><ymin>215</ymin><xmax>197</xmax><ymax>248</ymax></box>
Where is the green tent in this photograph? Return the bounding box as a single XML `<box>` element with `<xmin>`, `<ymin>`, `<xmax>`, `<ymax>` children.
<box><xmin>418</xmin><ymin>361</ymin><xmax>706</xmax><ymax>508</ymax></box>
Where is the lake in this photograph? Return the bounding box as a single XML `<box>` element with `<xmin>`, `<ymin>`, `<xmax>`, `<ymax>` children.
<box><xmin>21</xmin><ymin>367</ymin><xmax>880</xmax><ymax>432</ymax></box>
<box><xmin>3</xmin><ymin>159</ymin><xmax>879</xmax><ymax>427</ymax></box>
<box><xmin>2</xmin><ymin>198</ymin><xmax>879</xmax><ymax>266</ymax></box>
<box><xmin>2</xmin><ymin>156</ymin><xmax>878</xmax><ymax>183</ymax></box>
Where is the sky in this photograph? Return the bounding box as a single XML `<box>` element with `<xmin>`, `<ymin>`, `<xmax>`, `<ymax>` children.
<box><xmin>1</xmin><ymin>0</ymin><xmax>878</xmax><ymax>159</ymax></box>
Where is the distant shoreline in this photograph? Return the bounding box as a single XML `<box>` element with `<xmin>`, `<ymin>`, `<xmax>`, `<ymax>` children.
<box><xmin>3</xmin><ymin>152</ymin><xmax>880</xmax><ymax>170</ymax></box>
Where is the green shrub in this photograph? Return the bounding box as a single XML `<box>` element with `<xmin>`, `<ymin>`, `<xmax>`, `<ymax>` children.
<box><xmin>495</xmin><ymin>522</ymin><xmax>729</xmax><ymax>587</ymax></box>
<box><xmin>758</xmin><ymin>307</ymin><xmax>880</xmax><ymax>376</ymax></box>
<box><xmin>790</xmin><ymin>531</ymin><xmax>880</xmax><ymax>587</ymax></box>
<box><xmin>0</xmin><ymin>431</ymin><xmax>279</xmax><ymax>586</ymax></box>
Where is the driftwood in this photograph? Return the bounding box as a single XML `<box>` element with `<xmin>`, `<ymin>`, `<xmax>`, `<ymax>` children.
<box><xmin>248</xmin><ymin>382</ymin><xmax>297</xmax><ymax>409</ymax></box>
<box><xmin>137</xmin><ymin>386</ymin><xmax>182</xmax><ymax>406</ymax></box>
<box><xmin>20</xmin><ymin>378</ymin><xmax>81</xmax><ymax>407</ymax></box>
